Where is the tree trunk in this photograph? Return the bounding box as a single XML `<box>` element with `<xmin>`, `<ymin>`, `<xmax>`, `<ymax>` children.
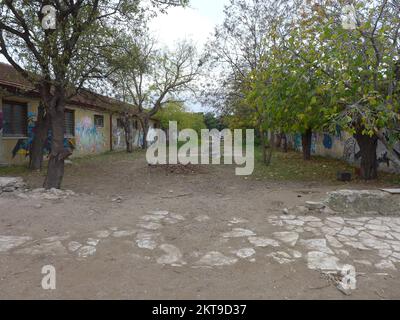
<box><xmin>275</xmin><ymin>132</ymin><xmax>282</xmax><ymax>148</ymax></box>
<box><xmin>43</xmin><ymin>100</ymin><xmax>71</xmax><ymax>189</ymax></box>
<box><xmin>29</xmin><ymin>103</ymin><xmax>49</xmax><ymax>170</ymax></box>
<box><xmin>142</xmin><ymin>116</ymin><xmax>150</xmax><ymax>149</ymax></box>
<box><xmin>301</xmin><ymin>129</ymin><xmax>312</xmax><ymax>160</ymax></box>
<box><xmin>282</xmin><ymin>133</ymin><xmax>288</xmax><ymax>153</ymax></box>
<box><xmin>354</xmin><ymin>131</ymin><xmax>378</xmax><ymax>180</ymax></box>
<box><xmin>259</xmin><ymin>127</ymin><xmax>267</xmax><ymax>164</ymax></box>
<box><xmin>124</xmin><ymin>118</ymin><xmax>133</xmax><ymax>153</ymax></box>
<box><xmin>266</xmin><ymin>132</ymin><xmax>274</xmax><ymax>165</ymax></box>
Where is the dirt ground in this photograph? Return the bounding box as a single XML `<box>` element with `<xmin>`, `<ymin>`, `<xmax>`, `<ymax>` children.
<box><xmin>1</xmin><ymin>151</ymin><xmax>400</xmax><ymax>300</ymax></box>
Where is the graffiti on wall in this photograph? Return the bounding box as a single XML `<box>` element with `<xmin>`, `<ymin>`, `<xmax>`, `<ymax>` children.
<box><xmin>325</xmin><ymin>134</ymin><xmax>400</xmax><ymax>170</ymax></box>
<box><xmin>323</xmin><ymin>134</ymin><xmax>333</xmax><ymax>149</ymax></box>
<box><xmin>11</xmin><ymin>111</ymin><xmax>76</xmax><ymax>159</ymax></box>
<box><xmin>112</xmin><ymin>126</ymin><xmax>124</xmax><ymax>150</ymax></box>
<box><xmin>294</xmin><ymin>133</ymin><xmax>316</xmax><ymax>154</ymax></box>
<box><xmin>290</xmin><ymin>129</ymin><xmax>400</xmax><ymax>172</ymax></box>
<box><xmin>342</xmin><ymin>137</ymin><xmax>359</xmax><ymax>163</ymax></box>
<box><xmin>12</xmin><ymin>111</ymin><xmax>36</xmax><ymax>157</ymax></box>
<box><xmin>76</xmin><ymin>116</ymin><xmax>106</xmax><ymax>153</ymax></box>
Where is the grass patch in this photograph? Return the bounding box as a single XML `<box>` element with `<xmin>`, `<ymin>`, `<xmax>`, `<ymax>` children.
<box><xmin>0</xmin><ymin>164</ymin><xmax>31</xmax><ymax>177</ymax></box>
<box><xmin>70</xmin><ymin>149</ymin><xmax>144</xmax><ymax>166</ymax></box>
<box><xmin>0</xmin><ymin>150</ymin><xmax>143</xmax><ymax>178</ymax></box>
<box><xmin>253</xmin><ymin>147</ymin><xmax>400</xmax><ymax>185</ymax></box>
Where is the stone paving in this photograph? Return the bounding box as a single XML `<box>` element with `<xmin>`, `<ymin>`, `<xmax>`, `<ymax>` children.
<box><xmin>2</xmin><ymin>209</ymin><xmax>400</xmax><ymax>275</ymax></box>
<box><xmin>2</xmin><ymin>186</ymin><xmax>400</xmax><ymax>295</ymax></box>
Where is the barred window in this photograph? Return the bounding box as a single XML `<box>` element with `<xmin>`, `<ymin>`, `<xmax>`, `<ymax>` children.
<box><xmin>2</xmin><ymin>101</ymin><xmax>28</xmax><ymax>137</ymax></box>
<box><xmin>64</xmin><ymin>109</ymin><xmax>75</xmax><ymax>137</ymax></box>
<box><xmin>94</xmin><ymin>115</ymin><xmax>104</xmax><ymax>127</ymax></box>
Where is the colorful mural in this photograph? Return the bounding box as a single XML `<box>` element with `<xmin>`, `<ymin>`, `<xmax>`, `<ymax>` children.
<box><xmin>12</xmin><ymin>111</ymin><xmax>36</xmax><ymax>158</ymax></box>
<box><xmin>323</xmin><ymin>134</ymin><xmax>333</xmax><ymax>149</ymax></box>
<box><xmin>11</xmin><ymin>111</ymin><xmax>75</xmax><ymax>159</ymax></box>
<box><xmin>294</xmin><ymin>133</ymin><xmax>317</xmax><ymax>154</ymax></box>
<box><xmin>343</xmin><ymin>137</ymin><xmax>359</xmax><ymax>163</ymax></box>
<box><xmin>112</xmin><ymin>126</ymin><xmax>124</xmax><ymax>150</ymax></box>
<box><xmin>293</xmin><ymin>131</ymin><xmax>400</xmax><ymax>173</ymax></box>
<box><xmin>76</xmin><ymin>116</ymin><xmax>106</xmax><ymax>153</ymax></box>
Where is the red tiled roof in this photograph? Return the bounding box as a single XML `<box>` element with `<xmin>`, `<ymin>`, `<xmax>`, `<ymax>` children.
<box><xmin>0</xmin><ymin>62</ymin><xmax>131</xmax><ymax>113</ymax></box>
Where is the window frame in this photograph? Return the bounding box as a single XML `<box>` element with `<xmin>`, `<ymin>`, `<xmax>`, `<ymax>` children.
<box><xmin>1</xmin><ymin>100</ymin><xmax>28</xmax><ymax>138</ymax></box>
<box><xmin>64</xmin><ymin>109</ymin><xmax>75</xmax><ymax>138</ymax></box>
<box><xmin>94</xmin><ymin>114</ymin><xmax>104</xmax><ymax>128</ymax></box>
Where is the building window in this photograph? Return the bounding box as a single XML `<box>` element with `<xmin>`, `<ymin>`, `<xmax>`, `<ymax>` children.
<box><xmin>64</xmin><ymin>109</ymin><xmax>75</xmax><ymax>137</ymax></box>
<box><xmin>94</xmin><ymin>115</ymin><xmax>104</xmax><ymax>128</ymax></box>
<box><xmin>2</xmin><ymin>101</ymin><xmax>28</xmax><ymax>137</ymax></box>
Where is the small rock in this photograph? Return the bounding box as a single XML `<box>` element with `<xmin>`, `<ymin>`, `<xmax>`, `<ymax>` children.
<box><xmin>77</xmin><ymin>246</ymin><xmax>96</xmax><ymax>258</ymax></box>
<box><xmin>112</xmin><ymin>196</ymin><xmax>123</xmax><ymax>203</ymax></box>
<box><xmin>235</xmin><ymin>248</ymin><xmax>256</xmax><ymax>259</ymax></box>
<box><xmin>305</xmin><ymin>201</ymin><xmax>325</xmax><ymax>210</ymax></box>
<box><xmin>68</xmin><ymin>241</ymin><xmax>82</xmax><ymax>252</ymax></box>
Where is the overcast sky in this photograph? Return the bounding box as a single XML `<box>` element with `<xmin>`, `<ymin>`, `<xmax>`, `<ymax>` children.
<box><xmin>149</xmin><ymin>0</ymin><xmax>229</xmax><ymax>112</ymax></box>
<box><xmin>1</xmin><ymin>0</ymin><xmax>229</xmax><ymax>111</ymax></box>
<box><xmin>150</xmin><ymin>0</ymin><xmax>228</xmax><ymax>50</ymax></box>
<box><xmin>1</xmin><ymin>1</ymin><xmax>228</xmax><ymax>60</ymax></box>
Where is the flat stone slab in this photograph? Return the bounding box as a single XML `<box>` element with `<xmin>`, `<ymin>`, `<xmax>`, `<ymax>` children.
<box><xmin>305</xmin><ymin>201</ymin><xmax>325</xmax><ymax>210</ymax></box>
<box><xmin>222</xmin><ymin>228</ymin><xmax>256</xmax><ymax>238</ymax></box>
<box><xmin>381</xmin><ymin>189</ymin><xmax>400</xmax><ymax>195</ymax></box>
<box><xmin>196</xmin><ymin>252</ymin><xmax>238</xmax><ymax>267</ymax></box>
<box><xmin>325</xmin><ymin>190</ymin><xmax>400</xmax><ymax>216</ymax></box>
<box><xmin>0</xmin><ymin>236</ymin><xmax>32</xmax><ymax>252</ymax></box>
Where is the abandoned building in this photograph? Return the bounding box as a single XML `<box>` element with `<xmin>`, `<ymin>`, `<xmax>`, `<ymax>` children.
<box><xmin>0</xmin><ymin>62</ymin><xmax>159</xmax><ymax>166</ymax></box>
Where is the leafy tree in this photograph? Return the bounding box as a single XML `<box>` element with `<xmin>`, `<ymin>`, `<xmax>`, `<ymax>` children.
<box><xmin>204</xmin><ymin>112</ymin><xmax>225</xmax><ymax>131</ymax></box>
<box><xmin>109</xmin><ymin>35</ymin><xmax>201</xmax><ymax>150</ymax></box>
<box><xmin>203</xmin><ymin>0</ymin><xmax>298</xmax><ymax>164</ymax></box>
<box><xmin>287</xmin><ymin>0</ymin><xmax>400</xmax><ymax>178</ymax></box>
<box><xmin>0</xmin><ymin>0</ymin><xmax>188</xmax><ymax>188</ymax></box>
<box><xmin>155</xmin><ymin>102</ymin><xmax>206</xmax><ymax>135</ymax></box>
